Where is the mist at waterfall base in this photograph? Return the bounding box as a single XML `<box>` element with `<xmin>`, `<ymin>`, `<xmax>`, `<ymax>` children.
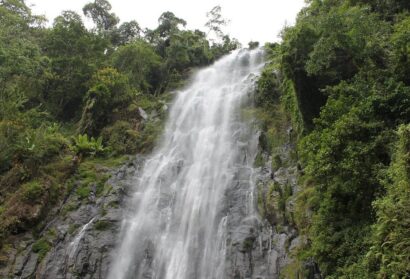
<box><xmin>109</xmin><ymin>49</ymin><xmax>265</xmax><ymax>279</ymax></box>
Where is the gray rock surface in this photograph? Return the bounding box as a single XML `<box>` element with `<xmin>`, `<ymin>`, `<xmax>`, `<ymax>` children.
<box><xmin>224</xmin><ymin>124</ymin><xmax>321</xmax><ymax>279</ymax></box>
<box><xmin>0</xmin><ymin>157</ymin><xmax>144</xmax><ymax>279</ymax></box>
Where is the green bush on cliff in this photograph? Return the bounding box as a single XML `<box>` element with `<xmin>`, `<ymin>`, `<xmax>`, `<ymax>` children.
<box><xmin>78</xmin><ymin>67</ymin><xmax>134</xmax><ymax>136</ymax></box>
<box><xmin>21</xmin><ymin>181</ymin><xmax>44</xmax><ymax>202</ymax></box>
<box><xmin>32</xmin><ymin>238</ymin><xmax>51</xmax><ymax>260</ymax></box>
<box><xmin>71</xmin><ymin>134</ymin><xmax>105</xmax><ymax>157</ymax></box>
<box><xmin>101</xmin><ymin>121</ymin><xmax>139</xmax><ymax>155</ymax></box>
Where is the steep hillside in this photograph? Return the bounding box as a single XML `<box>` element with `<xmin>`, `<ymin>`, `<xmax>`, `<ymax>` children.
<box><xmin>259</xmin><ymin>0</ymin><xmax>410</xmax><ymax>277</ymax></box>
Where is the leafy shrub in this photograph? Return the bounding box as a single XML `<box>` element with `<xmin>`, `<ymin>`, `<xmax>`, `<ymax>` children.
<box><xmin>0</xmin><ymin>120</ymin><xmax>68</xmax><ymax>175</ymax></box>
<box><xmin>136</xmin><ymin>121</ymin><xmax>164</xmax><ymax>153</ymax></box>
<box><xmin>101</xmin><ymin>121</ymin><xmax>139</xmax><ymax>155</ymax></box>
<box><xmin>19</xmin><ymin>126</ymin><xmax>68</xmax><ymax>171</ymax></box>
<box><xmin>71</xmin><ymin>134</ymin><xmax>105</xmax><ymax>157</ymax></box>
<box><xmin>248</xmin><ymin>41</ymin><xmax>259</xmax><ymax>49</ymax></box>
<box><xmin>134</xmin><ymin>93</ymin><xmax>167</xmax><ymax>111</ymax></box>
<box><xmin>94</xmin><ymin>220</ymin><xmax>112</xmax><ymax>231</ymax></box>
<box><xmin>74</xmin><ymin>159</ymin><xmax>112</xmax><ymax>199</ymax></box>
<box><xmin>32</xmin><ymin>238</ymin><xmax>51</xmax><ymax>260</ymax></box>
<box><xmin>242</xmin><ymin>236</ymin><xmax>255</xmax><ymax>252</ymax></box>
<box><xmin>255</xmin><ymin>62</ymin><xmax>280</xmax><ymax>107</ymax></box>
<box><xmin>272</xmin><ymin>154</ymin><xmax>282</xmax><ymax>171</ymax></box>
<box><xmin>21</xmin><ymin>181</ymin><xmax>44</xmax><ymax>202</ymax></box>
<box><xmin>254</xmin><ymin>152</ymin><xmax>265</xmax><ymax>168</ymax></box>
<box><xmin>76</xmin><ymin>184</ymin><xmax>91</xmax><ymax>199</ymax></box>
<box><xmin>0</xmin><ymin>120</ymin><xmax>24</xmax><ymax>173</ymax></box>
<box><xmin>78</xmin><ymin>67</ymin><xmax>133</xmax><ymax>135</ymax></box>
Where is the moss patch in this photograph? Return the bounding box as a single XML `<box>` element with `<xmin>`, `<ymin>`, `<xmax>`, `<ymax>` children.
<box><xmin>94</xmin><ymin>220</ymin><xmax>112</xmax><ymax>231</ymax></box>
<box><xmin>21</xmin><ymin>181</ymin><xmax>45</xmax><ymax>202</ymax></box>
<box><xmin>32</xmin><ymin>238</ymin><xmax>51</xmax><ymax>260</ymax></box>
<box><xmin>76</xmin><ymin>184</ymin><xmax>91</xmax><ymax>199</ymax></box>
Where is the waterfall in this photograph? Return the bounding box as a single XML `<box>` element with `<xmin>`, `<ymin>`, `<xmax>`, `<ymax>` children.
<box><xmin>68</xmin><ymin>217</ymin><xmax>95</xmax><ymax>260</ymax></box>
<box><xmin>108</xmin><ymin>48</ymin><xmax>265</xmax><ymax>279</ymax></box>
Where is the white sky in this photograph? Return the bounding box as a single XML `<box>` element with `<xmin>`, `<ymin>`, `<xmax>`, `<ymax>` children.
<box><xmin>27</xmin><ymin>0</ymin><xmax>306</xmax><ymax>44</ymax></box>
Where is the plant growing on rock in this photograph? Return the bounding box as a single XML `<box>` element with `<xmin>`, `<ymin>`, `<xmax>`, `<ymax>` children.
<box><xmin>71</xmin><ymin>134</ymin><xmax>106</xmax><ymax>157</ymax></box>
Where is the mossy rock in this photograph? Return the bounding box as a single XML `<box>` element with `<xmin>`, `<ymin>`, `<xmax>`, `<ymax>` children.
<box><xmin>32</xmin><ymin>238</ymin><xmax>51</xmax><ymax>260</ymax></box>
<box><xmin>241</xmin><ymin>236</ymin><xmax>256</xmax><ymax>253</ymax></box>
<box><xmin>254</xmin><ymin>152</ymin><xmax>265</xmax><ymax>168</ymax></box>
<box><xmin>272</xmin><ymin>154</ymin><xmax>282</xmax><ymax>171</ymax></box>
<box><xmin>76</xmin><ymin>185</ymin><xmax>91</xmax><ymax>199</ymax></box>
<box><xmin>94</xmin><ymin>220</ymin><xmax>112</xmax><ymax>231</ymax></box>
<box><xmin>68</xmin><ymin>224</ymin><xmax>80</xmax><ymax>235</ymax></box>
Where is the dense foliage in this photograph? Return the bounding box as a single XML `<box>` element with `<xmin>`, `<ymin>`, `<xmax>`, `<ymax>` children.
<box><xmin>261</xmin><ymin>0</ymin><xmax>410</xmax><ymax>277</ymax></box>
<box><xmin>0</xmin><ymin>0</ymin><xmax>238</xmax><ymax>248</ymax></box>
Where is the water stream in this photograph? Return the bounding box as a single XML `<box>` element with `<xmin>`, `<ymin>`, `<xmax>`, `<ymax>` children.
<box><xmin>68</xmin><ymin>217</ymin><xmax>95</xmax><ymax>260</ymax></box>
<box><xmin>109</xmin><ymin>49</ymin><xmax>265</xmax><ymax>279</ymax></box>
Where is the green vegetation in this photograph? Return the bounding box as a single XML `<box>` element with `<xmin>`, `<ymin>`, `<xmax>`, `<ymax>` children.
<box><xmin>75</xmin><ymin>158</ymin><xmax>112</xmax><ymax>198</ymax></box>
<box><xmin>72</xmin><ymin>134</ymin><xmax>106</xmax><ymax>157</ymax></box>
<box><xmin>94</xmin><ymin>220</ymin><xmax>112</xmax><ymax>231</ymax></box>
<box><xmin>256</xmin><ymin>0</ymin><xmax>410</xmax><ymax>277</ymax></box>
<box><xmin>258</xmin><ymin>180</ymin><xmax>294</xmax><ymax>228</ymax></box>
<box><xmin>241</xmin><ymin>236</ymin><xmax>255</xmax><ymax>252</ymax></box>
<box><xmin>0</xmin><ymin>0</ymin><xmax>238</xmax><ymax>250</ymax></box>
<box><xmin>32</xmin><ymin>238</ymin><xmax>51</xmax><ymax>260</ymax></box>
<box><xmin>363</xmin><ymin>124</ymin><xmax>410</xmax><ymax>277</ymax></box>
<box><xmin>21</xmin><ymin>181</ymin><xmax>44</xmax><ymax>202</ymax></box>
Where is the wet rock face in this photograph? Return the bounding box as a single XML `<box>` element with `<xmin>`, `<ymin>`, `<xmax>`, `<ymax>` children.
<box><xmin>0</xmin><ymin>135</ymin><xmax>319</xmax><ymax>279</ymax></box>
<box><xmin>0</xmin><ymin>157</ymin><xmax>144</xmax><ymax>279</ymax></box>
<box><xmin>224</xmin><ymin>150</ymin><xmax>297</xmax><ymax>279</ymax></box>
<box><xmin>225</xmin><ymin>135</ymin><xmax>321</xmax><ymax>279</ymax></box>
<box><xmin>217</xmin><ymin>116</ymin><xmax>293</xmax><ymax>279</ymax></box>
<box><xmin>254</xmin><ymin>162</ymin><xmax>301</xmax><ymax>278</ymax></box>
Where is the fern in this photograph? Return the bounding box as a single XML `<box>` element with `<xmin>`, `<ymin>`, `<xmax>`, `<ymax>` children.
<box><xmin>72</xmin><ymin>134</ymin><xmax>106</xmax><ymax>157</ymax></box>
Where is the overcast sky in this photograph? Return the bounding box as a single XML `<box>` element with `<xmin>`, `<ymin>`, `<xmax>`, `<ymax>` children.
<box><xmin>27</xmin><ymin>0</ymin><xmax>306</xmax><ymax>44</ymax></box>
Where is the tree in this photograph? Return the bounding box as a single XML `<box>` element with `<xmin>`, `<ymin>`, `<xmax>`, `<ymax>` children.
<box><xmin>112</xmin><ymin>40</ymin><xmax>162</xmax><ymax>93</ymax></box>
<box><xmin>0</xmin><ymin>0</ymin><xmax>46</xmax><ymax>109</ymax></box>
<box><xmin>352</xmin><ymin>0</ymin><xmax>410</xmax><ymax>18</ymax></box>
<box><xmin>205</xmin><ymin>5</ymin><xmax>228</xmax><ymax>41</ymax></box>
<box><xmin>42</xmin><ymin>11</ymin><xmax>107</xmax><ymax>120</ymax></box>
<box><xmin>78</xmin><ymin>67</ymin><xmax>133</xmax><ymax>135</ymax></box>
<box><xmin>248</xmin><ymin>41</ymin><xmax>260</xmax><ymax>49</ymax></box>
<box><xmin>156</xmin><ymin>11</ymin><xmax>186</xmax><ymax>39</ymax></box>
<box><xmin>165</xmin><ymin>30</ymin><xmax>213</xmax><ymax>71</ymax></box>
<box><xmin>83</xmin><ymin>0</ymin><xmax>119</xmax><ymax>32</ymax></box>
<box><xmin>0</xmin><ymin>0</ymin><xmax>45</xmax><ymax>26</ymax></box>
<box><xmin>210</xmin><ymin>35</ymin><xmax>241</xmax><ymax>59</ymax></box>
<box><xmin>112</xmin><ymin>20</ymin><xmax>142</xmax><ymax>46</ymax></box>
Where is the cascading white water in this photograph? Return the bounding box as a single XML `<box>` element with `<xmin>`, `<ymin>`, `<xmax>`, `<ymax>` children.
<box><xmin>68</xmin><ymin>217</ymin><xmax>95</xmax><ymax>260</ymax></box>
<box><xmin>108</xmin><ymin>48</ymin><xmax>265</xmax><ymax>279</ymax></box>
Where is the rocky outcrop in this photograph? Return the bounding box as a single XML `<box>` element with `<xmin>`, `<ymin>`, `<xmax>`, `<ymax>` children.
<box><xmin>225</xmin><ymin>142</ymin><xmax>295</xmax><ymax>278</ymax></box>
<box><xmin>0</xmin><ymin>157</ymin><xmax>144</xmax><ymax>279</ymax></box>
<box><xmin>225</xmin><ymin>126</ymin><xmax>321</xmax><ymax>279</ymax></box>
